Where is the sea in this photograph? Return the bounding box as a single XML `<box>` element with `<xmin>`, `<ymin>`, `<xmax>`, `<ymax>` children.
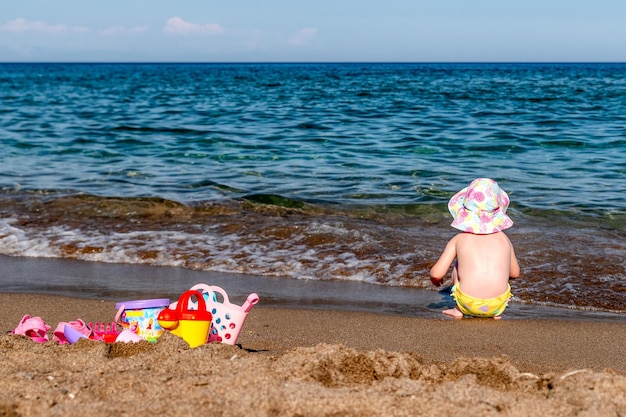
<box><xmin>0</xmin><ymin>62</ymin><xmax>624</xmax><ymax>316</ymax></box>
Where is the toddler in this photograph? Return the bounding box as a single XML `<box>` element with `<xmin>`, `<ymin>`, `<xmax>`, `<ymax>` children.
<box><xmin>430</xmin><ymin>178</ymin><xmax>520</xmax><ymax>319</ymax></box>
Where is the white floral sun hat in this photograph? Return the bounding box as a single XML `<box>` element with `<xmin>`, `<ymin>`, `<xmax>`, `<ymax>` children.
<box><xmin>448</xmin><ymin>178</ymin><xmax>513</xmax><ymax>234</ymax></box>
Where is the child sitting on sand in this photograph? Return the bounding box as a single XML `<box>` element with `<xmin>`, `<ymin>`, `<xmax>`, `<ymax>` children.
<box><xmin>430</xmin><ymin>178</ymin><xmax>520</xmax><ymax>319</ymax></box>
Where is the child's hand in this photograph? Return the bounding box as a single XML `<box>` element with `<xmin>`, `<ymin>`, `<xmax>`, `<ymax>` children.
<box><xmin>430</xmin><ymin>276</ymin><xmax>444</xmax><ymax>287</ymax></box>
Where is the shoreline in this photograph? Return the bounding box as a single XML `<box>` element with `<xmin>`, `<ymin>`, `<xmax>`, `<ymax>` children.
<box><xmin>1</xmin><ymin>254</ymin><xmax>624</xmax><ymax>322</ymax></box>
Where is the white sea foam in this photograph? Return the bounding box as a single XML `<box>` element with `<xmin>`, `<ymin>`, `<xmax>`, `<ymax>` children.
<box><xmin>0</xmin><ymin>217</ymin><xmax>414</xmax><ymax>286</ymax></box>
<box><xmin>0</xmin><ymin>218</ymin><xmax>61</xmax><ymax>258</ymax></box>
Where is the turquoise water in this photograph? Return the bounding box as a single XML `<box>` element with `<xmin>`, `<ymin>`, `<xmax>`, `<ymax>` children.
<box><xmin>0</xmin><ymin>63</ymin><xmax>624</xmax><ymax>313</ymax></box>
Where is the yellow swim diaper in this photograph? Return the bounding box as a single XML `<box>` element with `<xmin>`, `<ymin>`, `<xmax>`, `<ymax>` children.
<box><xmin>451</xmin><ymin>284</ymin><xmax>512</xmax><ymax>318</ymax></box>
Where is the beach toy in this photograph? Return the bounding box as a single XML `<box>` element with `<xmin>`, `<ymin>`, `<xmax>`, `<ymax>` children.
<box><xmin>158</xmin><ymin>290</ymin><xmax>212</xmax><ymax>348</ymax></box>
<box><xmin>176</xmin><ymin>284</ymin><xmax>259</xmax><ymax>346</ymax></box>
<box><xmin>115</xmin><ymin>328</ymin><xmax>145</xmax><ymax>343</ymax></box>
<box><xmin>12</xmin><ymin>315</ymin><xmax>51</xmax><ymax>343</ymax></box>
<box><xmin>53</xmin><ymin>319</ymin><xmax>91</xmax><ymax>344</ymax></box>
<box><xmin>89</xmin><ymin>322</ymin><xmax>122</xmax><ymax>343</ymax></box>
<box><xmin>64</xmin><ymin>324</ymin><xmax>88</xmax><ymax>344</ymax></box>
<box><xmin>115</xmin><ymin>298</ymin><xmax>170</xmax><ymax>342</ymax></box>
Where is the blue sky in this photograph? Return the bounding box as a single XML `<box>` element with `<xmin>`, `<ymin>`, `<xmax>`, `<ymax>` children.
<box><xmin>1</xmin><ymin>1</ymin><xmax>625</xmax><ymax>62</ymax></box>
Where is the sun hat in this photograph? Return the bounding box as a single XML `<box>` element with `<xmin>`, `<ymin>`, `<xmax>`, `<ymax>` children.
<box><xmin>448</xmin><ymin>178</ymin><xmax>513</xmax><ymax>234</ymax></box>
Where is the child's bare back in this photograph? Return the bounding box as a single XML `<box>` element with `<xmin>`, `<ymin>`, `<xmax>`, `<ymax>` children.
<box><xmin>454</xmin><ymin>232</ymin><xmax>518</xmax><ymax>297</ymax></box>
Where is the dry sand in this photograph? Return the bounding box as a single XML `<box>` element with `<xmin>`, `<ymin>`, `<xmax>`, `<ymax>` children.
<box><xmin>1</xmin><ymin>293</ymin><xmax>625</xmax><ymax>417</ymax></box>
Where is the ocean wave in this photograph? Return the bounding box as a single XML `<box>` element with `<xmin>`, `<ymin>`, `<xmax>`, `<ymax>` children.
<box><xmin>0</xmin><ymin>192</ymin><xmax>624</xmax><ymax>313</ymax></box>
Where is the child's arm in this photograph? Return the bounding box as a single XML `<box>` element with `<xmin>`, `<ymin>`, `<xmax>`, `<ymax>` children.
<box><xmin>509</xmin><ymin>241</ymin><xmax>520</xmax><ymax>279</ymax></box>
<box><xmin>429</xmin><ymin>237</ymin><xmax>458</xmax><ymax>287</ymax></box>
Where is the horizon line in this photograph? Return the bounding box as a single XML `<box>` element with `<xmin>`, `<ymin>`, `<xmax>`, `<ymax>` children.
<box><xmin>1</xmin><ymin>61</ymin><xmax>625</xmax><ymax>65</ymax></box>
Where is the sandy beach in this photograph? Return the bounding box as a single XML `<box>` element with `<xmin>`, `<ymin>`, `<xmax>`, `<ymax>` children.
<box><xmin>1</xmin><ymin>291</ymin><xmax>625</xmax><ymax>417</ymax></box>
<box><xmin>3</xmin><ymin>59</ymin><xmax>626</xmax><ymax>417</ymax></box>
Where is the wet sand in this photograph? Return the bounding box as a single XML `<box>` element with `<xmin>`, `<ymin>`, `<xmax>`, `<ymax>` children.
<box><xmin>1</xmin><ymin>292</ymin><xmax>625</xmax><ymax>417</ymax></box>
<box><xmin>1</xmin><ymin>254</ymin><xmax>624</xmax><ymax>321</ymax></box>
